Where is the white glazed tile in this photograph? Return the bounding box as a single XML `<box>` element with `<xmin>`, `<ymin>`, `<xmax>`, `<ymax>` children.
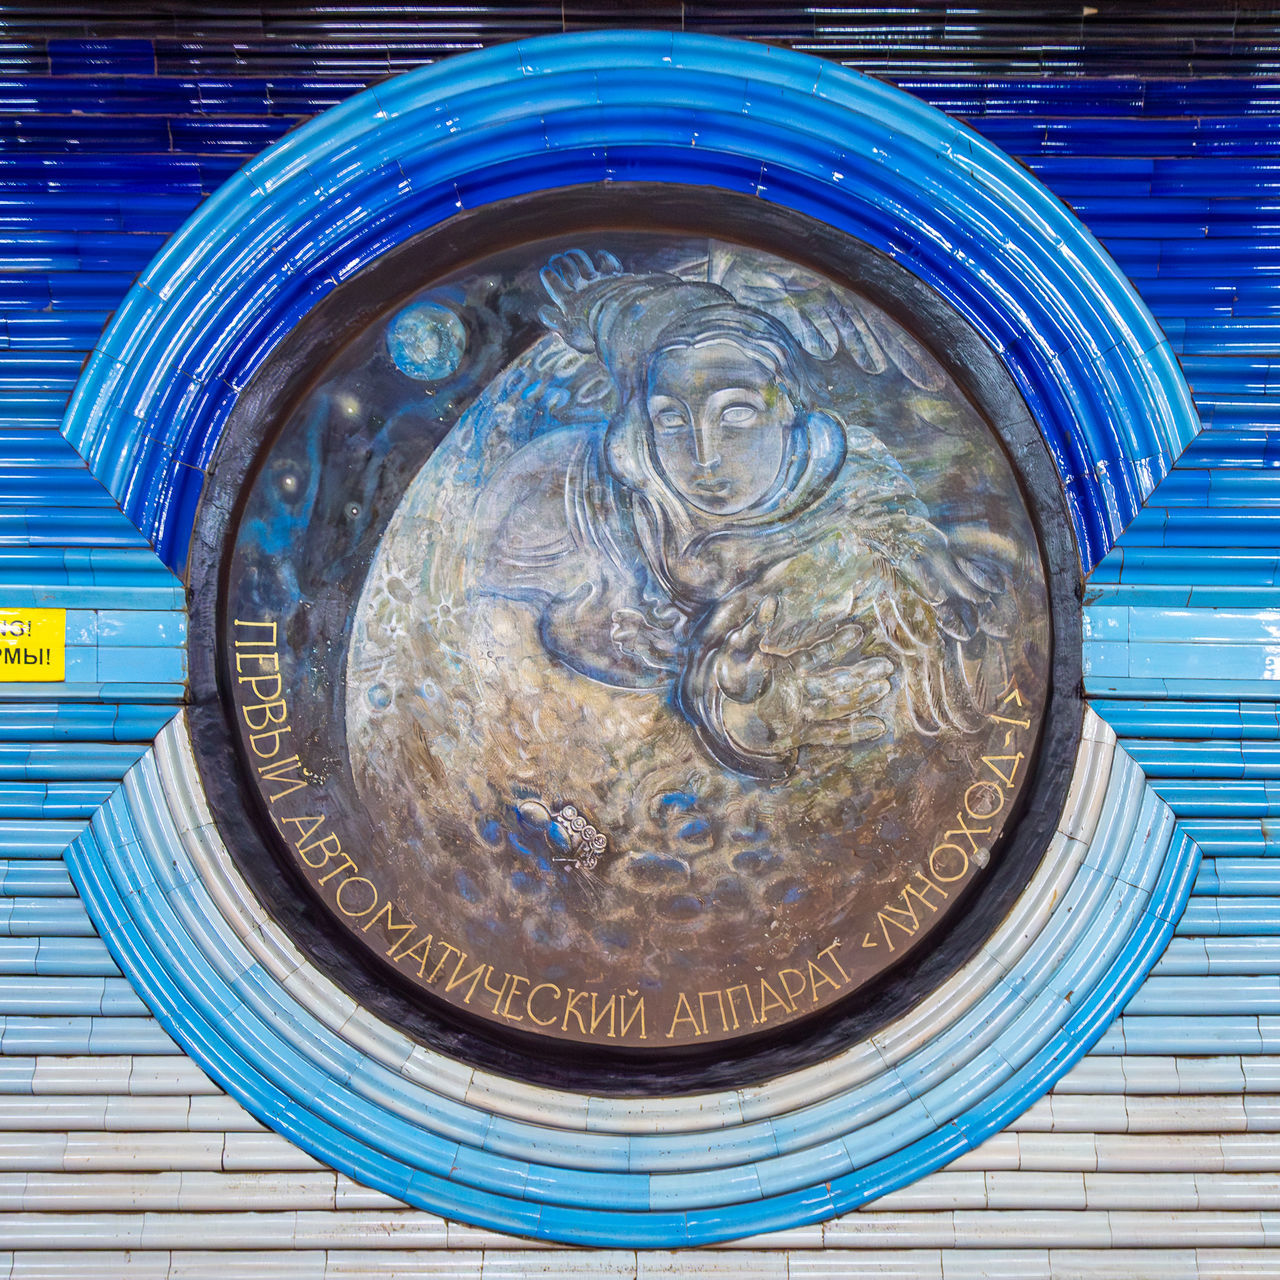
<box><xmin>1083</xmin><ymin>1170</ymin><xmax>1198</xmax><ymax>1210</ymax></box>
<box><xmin>1010</xmin><ymin>1131</ymin><xmax>1098</xmax><ymax>1171</ymax></box>
<box><xmin>325</xmin><ymin>1253</ymin><xmax>484</xmax><ymax>1279</ymax></box>
<box><xmin>946</xmin><ymin>1132</ymin><xmax>1021</xmax><ymax>1172</ymax></box>
<box><xmin>464</xmin><ymin>1074</ymin><xmax>589</xmax><ymax>1131</ymax></box>
<box><xmin>942</xmin><ymin>1252</ymin><xmax>1052</xmax><ymax>1280</ymax></box>
<box><xmin>1108</xmin><ymin>1209</ymin><xmax>1265</xmax><ymax>1248</ymax></box>
<box><xmin>825</xmin><ymin>1210</ymin><xmax>955</xmax><ymax>1248</ymax></box>
<box><xmin>792</xmin><ymin>1253</ymin><xmax>943</xmax><ymax>1279</ymax></box>
<box><xmin>985</xmin><ymin>1169</ymin><xmax>1087</xmax><ymax>1209</ymax></box>
<box><xmin>1046</xmin><ymin>1248</ymin><xmax>1198</xmax><ymax>1280</ymax></box>
<box><xmin>1058</xmin><ymin>710</ymin><xmax>1116</xmax><ymax>844</ymax></box>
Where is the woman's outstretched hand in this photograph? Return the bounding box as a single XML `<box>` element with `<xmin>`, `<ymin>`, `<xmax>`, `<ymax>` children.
<box><xmin>707</xmin><ymin>595</ymin><xmax>893</xmax><ymax>772</ymax></box>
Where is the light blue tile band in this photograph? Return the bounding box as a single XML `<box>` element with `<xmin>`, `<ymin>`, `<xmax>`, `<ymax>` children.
<box><xmin>62</xmin><ymin>709</ymin><xmax>1197</xmax><ymax>1245</ymax></box>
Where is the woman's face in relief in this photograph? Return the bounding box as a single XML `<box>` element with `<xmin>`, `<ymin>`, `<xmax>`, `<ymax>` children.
<box><xmin>646</xmin><ymin>341</ymin><xmax>794</xmax><ymax>516</ymax></box>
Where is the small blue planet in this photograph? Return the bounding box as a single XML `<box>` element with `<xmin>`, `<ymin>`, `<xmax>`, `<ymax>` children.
<box><xmin>387</xmin><ymin>301</ymin><xmax>466</xmax><ymax>382</ymax></box>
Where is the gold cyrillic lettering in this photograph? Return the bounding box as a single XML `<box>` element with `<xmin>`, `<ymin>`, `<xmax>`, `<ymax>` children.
<box><xmin>499</xmin><ymin>974</ymin><xmax>529</xmax><ymax>1022</ymax></box>
<box><xmin>930</xmin><ymin>841</ymin><xmax>970</xmax><ymax>882</ymax></box>
<box><xmin>241</xmin><ymin>699</ymin><xmax>288</xmax><ymax>732</ymax></box>
<box><xmin>561</xmin><ymin>988</ymin><xmax>590</xmax><ymax>1034</ymax></box>
<box><xmin>964</xmin><ymin>781</ymin><xmax>1004</xmax><ymax>820</ymax></box>
<box><xmin>238</xmin><ymin>672</ymin><xmax>283</xmax><ymax>702</ymax></box>
<box><xmin>316</xmin><ymin>852</ymin><xmax>357</xmax><ymax>885</ymax></box>
<box><xmin>248</xmin><ymin>726</ymin><xmax>291</xmax><ymax>758</ymax></box>
<box><xmin>698</xmin><ymin>989</ymin><xmax>729</xmax><ymax>1034</ymax></box>
<box><xmin>982</xmin><ymin>752</ymin><xmax>1024</xmax><ymax>787</ymax></box>
<box><xmin>807</xmin><ymin>957</ymin><xmax>841</xmax><ymax>1002</ymax></box>
<box><xmin>233</xmin><ymin>620</ymin><xmax>277</xmax><ymax>646</ymax></box>
<box><xmin>281</xmin><ymin>814</ymin><xmax>324</xmax><ymax>842</ymax></box>
<box><xmin>257</xmin><ymin>753</ymin><xmax>307</xmax><ymax>802</ymax></box>
<box><xmin>945</xmin><ymin>811</ymin><xmax>992</xmax><ymax>855</ymax></box>
<box><xmin>334</xmin><ymin>875</ymin><xmax>377</xmax><ymax>918</ymax></box>
<box><xmin>906</xmin><ymin>870</ymin><xmax>948</xmax><ymax>913</ymax></box>
<box><xmin>589</xmin><ymin>993</ymin><xmax>617</xmax><ymax>1038</ymax></box>
<box><xmin>778</xmin><ymin>969</ymin><xmax>806</xmax><ymax>1011</ymax></box>
<box><xmin>818</xmin><ymin>942</ymin><xmax>849</xmax><ymax>983</ymax></box>
<box><xmin>425</xmin><ymin>941</ymin><xmax>461</xmax><ymax>984</ymax></box>
<box><xmin>235</xmin><ymin>648</ymin><xmax>279</xmax><ymax>675</ymax></box>
<box><xmin>526</xmin><ymin>982</ymin><xmax>561</xmax><ymax>1026</ymax></box>
<box><xmin>445</xmin><ymin>956</ymin><xmax>486</xmax><ymax>1003</ymax></box>
<box><xmin>666</xmin><ymin>991</ymin><xmax>703</xmax><ymax>1039</ymax></box>
<box><xmin>725</xmin><ymin>984</ymin><xmax>758</xmax><ymax>1028</ymax></box>
<box><xmin>758</xmin><ymin>978</ymin><xmax>789</xmax><ymax>1021</ymax></box>
<box><xmin>618</xmin><ymin>992</ymin><xmax>646</xmax><ymax>1040</ymax></box>
<box><xmin>395</xmin><ymin>933</ymin><xmax>436</xmax><ymax>977</ymax></box>
<box><xmin>361</xmin><ymin>901</ymin><xmax>416</xmax><ymax>953</ymax></box>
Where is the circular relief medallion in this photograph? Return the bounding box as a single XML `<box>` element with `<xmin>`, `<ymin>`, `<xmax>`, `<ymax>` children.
<box><xmin>197</xmin><ymin>190</ymin><xmax>1058</xmax><ymax>1061</ymax></box>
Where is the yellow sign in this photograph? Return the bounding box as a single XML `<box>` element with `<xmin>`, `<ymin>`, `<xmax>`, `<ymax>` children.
<box><xmin>0</xmin><ymin>608</ymin><xmax>65</xmax><ymax>681</ymax></box>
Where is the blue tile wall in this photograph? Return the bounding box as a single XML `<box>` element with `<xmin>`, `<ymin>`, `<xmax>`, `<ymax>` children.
<box><xmin>1</xmin><ymin>6</ymin><xmax>1279</xmax><ymax>1259</ymax></box>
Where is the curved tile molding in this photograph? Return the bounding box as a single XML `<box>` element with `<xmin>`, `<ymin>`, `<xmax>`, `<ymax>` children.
<box><xmin>57</xmin><ymin>31</ymin><xmax>1205</xmax><ymax>1247</ymax></box>
<box><xmin>65</xmin><ymin>709</ymin><xmax>1199</xmax><ymax>1244</ymax></box>
<box><xmin>60</xmin><ymin>32</ymin><xmax>1197</xmax><ymax>573</ymax></box>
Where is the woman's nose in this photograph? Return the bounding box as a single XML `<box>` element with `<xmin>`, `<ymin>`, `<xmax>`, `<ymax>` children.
<box><xmin>691</xmin><ymin>413</ymin><xmax>721</xmax><ymax>467</ymax></box>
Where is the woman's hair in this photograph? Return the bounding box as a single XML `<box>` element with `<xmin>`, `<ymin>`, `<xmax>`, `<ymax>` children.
<box><xmin>606</xmin><ymin>299</ymin><xmax>819</xmax><ymax>514</ymax></box>
<box><xmin>645</xmin><ymin>303</ymin><xmax>817</xmax><ymax>412</ymax></box>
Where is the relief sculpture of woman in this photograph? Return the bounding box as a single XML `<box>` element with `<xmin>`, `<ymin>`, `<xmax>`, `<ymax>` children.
<box><xmin>344</xmin><ymin>236</ymin><xmax>1049</xmax><ymax>1030</ymax></box>
<box><xmin>470</xmin><ymin>250</ymin><xmax>1017</xmax><ymax>783</ymax></box>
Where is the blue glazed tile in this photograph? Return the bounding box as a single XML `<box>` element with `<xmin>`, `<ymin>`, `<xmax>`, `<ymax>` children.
<box><xmin>536</xmin><ymin>1198</ymin><xmax>686</xmax><ymax>1248</ymax></box>
<box><xmin>625</xmin><ymin>1119</ymin><xmax>777</xmax><ymax>1172</ymax></box>
<box><xmin>0</xmin><ymin>1015</ymin><xmax>94</xmax><ymax>1055</ymax></box>
<box><xmin>231</xmin><ymin>974</ymin><xmax>366</xmax><ymax>1089</ymax></box>
<box><xmin>87</xmin><ymin>1015</ymin><xmax>177</xmax><ymax>1055</ymax></box>
<box><xmin>1118</xmin><ymin>1013</ymin><xmax>1263</xmax><ymax>1055</ymax></box>
<box><xmin>96</xmin><ymin>646</ymin><xmax>185</xmax><ymax>685</ymax></box>
<box><xmin>0</xmin><ymin>863</ymin><xmax>75</xmax><ymax>896</ymax></box>
<box><xmin>265</xmin><ymin>80</ymin><xmax>358</xmax><ymax>115</ymax></box>
<box><xmin>523</xmin><ymin>1162</ymin><xmax>650</xmax><ymax>1211</ymax></box>
<box><xmin>604</xmin><ymin>144</ymin><xmax>761</xmax><ymax>196</ymax></box>
<box><xmin>99</xmin><ymin>976</ymin><xmax>150</xmax><ymax>1016</ymax></box>
<box><xmin>35</xmin><ymin>936</ymin><xmax>119</xmax><ymax>978</ymax></box>
<box><xmin>685</xmin><ymin>1178</ymin><xmax>832</xmax><ymax>1244</ymax></box>
<box><xmin>648</xmin><ymin>1161</ymin><xmax>761</xmax><ymax>1210</ymax></box>
<box><xmin>95</xmin><ymin>611</ymin><xmax>186</xmax><ymax>647</ymax></box>
<box><xmin>323</xmin><ymin>1130</ymin><xmax>415</xmax><ymax>1203</ymax></box>
<box><xmin>311</xmin><ymin>1077</ymin><xmax>464</xmax><ymax>1180</ymax></box>
<box><xmin>407</xmin><ymin>1164</ymin><xmax>543</xmax><ymax>1238</ymax></box>
<box><xmin>113</xmin><ymin>705</ymin><xmax>180</xmax><ymax>745</ymax></box>
<box><xmin>1129</xmin><ymin>973</ymin><xmax>1280</xmax><ymax>1016</ymax></box>
<box><xmin>63</xmin><ymin>647</ymin><xmax>97</xmax><ymax>682</ymax></box>
<box><xmin>346</xmin><ymin>1057</ymin><xmax>491</xmax><ymax>1151</ymax></box>
<box><xmin>32</xmin><ymin>30</ymin><xmax>1249</xmax><ymax>1244</ymax></box>
<box><xmin>170</xmin><ymin>117</ymin><xmax>294</xmax><ymax>154</ymax></box>
<box><xmin>752</xmin><ymin>1136</ymin><xmax>854</xmax><ymax>1198</ymax></box>
<box><xmin>47</xmin><ymin>39</ymin><xmax>155</xmax><ymax>77</ymax></box>
<box><xmin>483</xmin><ymin>1113</ymin><xmax>629</xmax><ymax>1172</ymax></box>
<box><xmin>0</xmin><ymin>974</ymin><xmax>106</xmax><ymax>1016</ymax></box>
<box><xmin>0</xmin><ymin>935</ymin><xmax>39</xmax><ymax>971</ymax></box>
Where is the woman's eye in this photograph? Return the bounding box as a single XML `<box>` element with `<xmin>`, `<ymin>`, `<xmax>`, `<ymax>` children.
<box><xmin>653</xmin><ymin>409</ymin><xmax>687</xmax><ymax>430</ymax></box>
<box><xmin>720</xmin><ymin>404</ymin><xmax>758</xmax><ymax>427</ymax></box>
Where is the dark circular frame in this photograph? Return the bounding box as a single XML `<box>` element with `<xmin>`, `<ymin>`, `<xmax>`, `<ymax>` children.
<box><xmin>185</xmin><ymin>182</ymin><xmax>1083</xmax><ymax>1095</ymax></box>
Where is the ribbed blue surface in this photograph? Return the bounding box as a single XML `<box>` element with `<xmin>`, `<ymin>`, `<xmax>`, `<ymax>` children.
<box><xmin>0</xmin><ymin>23</ymin><xmax>1277</xmax><ymax>1258</ymax></box>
